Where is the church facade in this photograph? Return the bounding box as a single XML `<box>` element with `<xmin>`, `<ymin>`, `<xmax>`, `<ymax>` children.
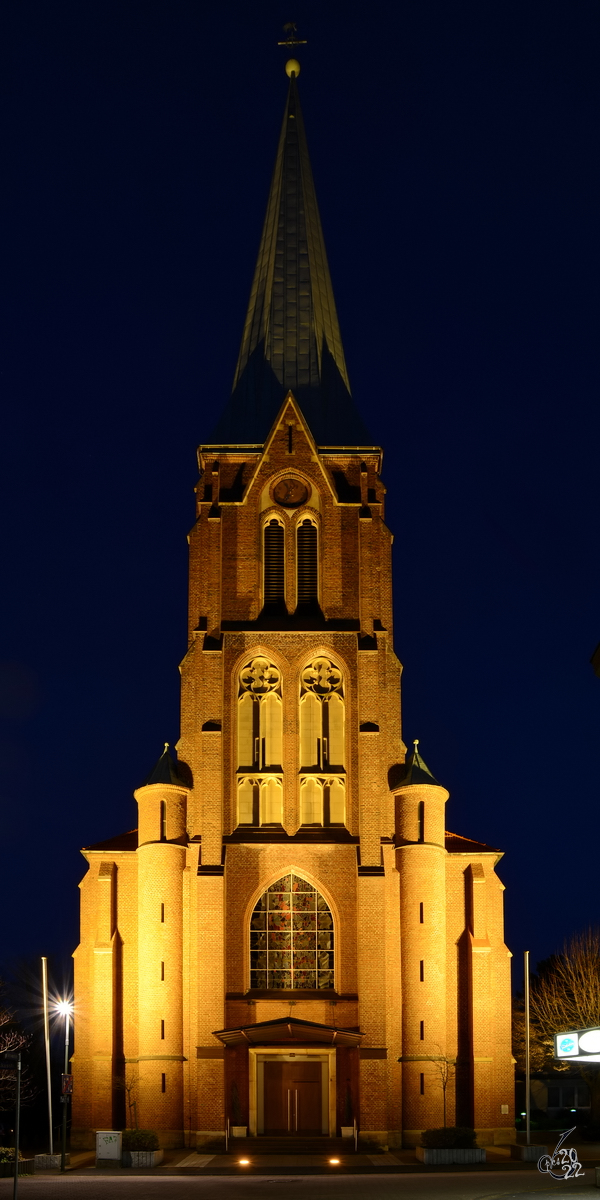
<box><xmin>72</xmin><ymin>62</ymin><xmax>515</xmax><ymax>1152</ymax></box>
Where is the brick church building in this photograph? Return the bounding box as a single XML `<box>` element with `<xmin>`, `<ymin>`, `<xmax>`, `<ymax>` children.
<box><xmin>72</xmin><ymin>61</ymin><xmax>515</xmax><ymax>1152</ymax></box>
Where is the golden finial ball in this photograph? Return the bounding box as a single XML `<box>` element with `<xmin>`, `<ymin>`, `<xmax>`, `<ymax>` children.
<box><xmin>285</xmin><ymin>59</ymin><xmax>301</xmax><ymax>78</ymax></box>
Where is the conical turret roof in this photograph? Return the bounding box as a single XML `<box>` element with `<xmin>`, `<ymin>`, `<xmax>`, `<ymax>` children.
<box><xmin>140</xmin><ymin>743</ymin><xmax>187</xmax><ymax>788</ymax></box>
<box><xmin>398</xmin><ymin>741</ymin><xmax>441</xmax><ymax>787</ymax></box>
<box><xmin>208</xmin><ymin>68</ymin><xmax>372</xmax><ymax>447</ymax></box>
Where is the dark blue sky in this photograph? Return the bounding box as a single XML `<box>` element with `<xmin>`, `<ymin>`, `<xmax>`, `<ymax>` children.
<box><xmin>1</xmin><ymin>0</ymin><xmax>599</xmax><ymax>993</ymax></box>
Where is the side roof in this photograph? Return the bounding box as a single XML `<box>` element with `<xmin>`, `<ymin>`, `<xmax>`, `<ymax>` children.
<box><xmin>82</xmin><ymin>828</ymin><xmax>501</xmax><ymax>856</ymax></box>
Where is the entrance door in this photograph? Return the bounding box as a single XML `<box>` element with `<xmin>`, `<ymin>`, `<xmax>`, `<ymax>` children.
<box><xmin>263</xmin><ymin>1061</ymin><xmax>322</xmax><ymax>1135</ymax></box>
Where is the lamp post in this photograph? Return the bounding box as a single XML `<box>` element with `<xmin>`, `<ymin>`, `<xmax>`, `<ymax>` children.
<box><xmin>56</xmin><ymin>1002</ymin><xmax>72</xmax><ymax>1173</ymax></box>
<box><xmin>524</xmin><ymin>951</ymin><xmax>530</xmax><ymax>1147</ymax></box>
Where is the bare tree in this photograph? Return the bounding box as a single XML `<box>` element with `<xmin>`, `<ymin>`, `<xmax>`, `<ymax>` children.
<box><xmin>524</xmin><ymin>929</ymin><xmax>600</xmax><ymax>1122</ymax></box>
<box><xmin>114</xmin><ymin>1067</ymin><xmax>139</xmax><ymax>1129</ymax></box>
<box><xmin>0</xmin><ymin>981</ymin><xmax>35</xmax><ymax>1113</ymax></box>
<box><xmin>512</xmin><ymin>999</ymin><xmax>556</xmax><ymax>1076</ymax></box>
<box><xmin>428</xmin><ymin>1046</ymin><xmax>456</xmax><ymax>1128</ymax></box>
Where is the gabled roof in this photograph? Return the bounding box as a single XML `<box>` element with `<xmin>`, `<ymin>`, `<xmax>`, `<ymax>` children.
<box><xmin>445</xmin><ymin>830</ymin><xmax>502</xmax><ymax>855</ymax></box>
<box><xmin>83</xmin><ymin>829</ymin><xmax>138</xmax><ymax>853</ymax></box>
<box><xmin>208</xmin><ymin>68</ymin><xmax>372</xmax><ymax>448</ymax></box>
<box><xmin>82</xmin><ymin>826</ymin><xmax>502</xmax><ymax>857</ymax></box>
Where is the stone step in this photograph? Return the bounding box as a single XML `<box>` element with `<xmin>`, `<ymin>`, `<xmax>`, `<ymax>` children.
<box><xmin>230</xmin><ymin>1136</ymin><xmax>351</xmax><ymax>1155</ymax></box>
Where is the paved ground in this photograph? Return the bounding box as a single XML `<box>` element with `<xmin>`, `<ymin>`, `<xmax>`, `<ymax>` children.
<box><xmin>2</xmin><ymin>1140</ymin><xmax>598</xmax><ymax>1199</ymax></box>
<box><xmin>0</xmin><ymin>1172</ymin><xmax>599</xmax><ymax>1199</ymax></box>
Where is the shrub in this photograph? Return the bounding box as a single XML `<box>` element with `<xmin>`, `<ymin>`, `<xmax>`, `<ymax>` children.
<box><xmin>0</xmin><ymin>1149</ymin><xmax>22</xmax><ymax>1163</ymax></box>
<box><xmin>517</xmin><ymin>1111</ymin><xmax>577</xmax><ymax>1131</ymax></box>
<box><xmin>421</xmin><ymin>1127</ymin><xmax>477</xmax><ymax>1149</ymax></box>
<box><xmin>121</xmin><ymin>1129</ymin><xmax>159</xmax><ymax>1151</ymax></box>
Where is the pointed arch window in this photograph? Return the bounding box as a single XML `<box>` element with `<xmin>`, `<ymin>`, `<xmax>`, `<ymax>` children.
<box><xmin>237</xmin><ymin>656</ymin><xmax>283</xmax><ymax>827</ymax></box>
<box><xmin>264</xmin><ymin>519</ymin><xmax>285</xmax><ymax>605</ymax></box>
<box><xmin>299</xmin><ymin>657</ymin><xmax>346</xmax><ymax>826</ymax></box>
<box><xmin>237</xmin><ymin>657</ymin><xmax>282</xmax><ymax>771</ymax></box>
<box><xmin>237</xmin><ymin>777</ymin><xmax>284</xmax><ymax>827</ymax></box>
<box><xmin>297</xmin><ymin>519</ymin><xmax>318</xmax><ymax>605</ymax></box>
<box><xmin>250</xmin><ymin>873</ymin><xmax>334</xmax><ymax>990</ymax></box>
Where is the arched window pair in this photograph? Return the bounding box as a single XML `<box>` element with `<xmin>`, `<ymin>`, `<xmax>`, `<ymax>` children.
<box><xmin>263</xmin><ymin>517</ymin><xmax>318</xmax><ymax>608</ymax></box>
<box><xmin>299</xmin><ymin>657</ymin><xmax>346</xmax><ymax>827</ymax></box>
<box><xmin>250</xmin><ymin>873</ymin><xmax>334</xmax><ymax>991</ymax></box>
<box><xmin>236</xmin><ymin>654</ymin><xmax>346</xmax><ymax>829</ymax></box>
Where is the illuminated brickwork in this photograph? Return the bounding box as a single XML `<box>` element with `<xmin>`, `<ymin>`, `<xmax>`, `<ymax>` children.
<box><xmin>72</xmin><ymin>397</ymin><xmax>515</xmax><ymax>1150</ymax></box>
<box><xmin>71</xmin><ymin>67</ymin><xmax>514</xmax><ymax>1154</ymax></box>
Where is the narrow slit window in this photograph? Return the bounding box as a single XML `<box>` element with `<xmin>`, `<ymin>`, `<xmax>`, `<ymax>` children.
<box><xmin>264</xmin><ymin>520</ymin><xmax>285</xmax><ymax>604</ymax></box>
<box><xmin>297</xmin><ymin>520</ymin><xmax>318</xmax><ymax>605</ymax></box>
<box><xmin>419</xmin><ymin>960</ymin><xmax>424</xmax><ymax>982</ymax></box>
<box><xmin>420</xmin><ymin>1073</ymin><xmax>425</xmax><ymax>1095</ymax></box>
<box><xmin>161</xmin><ymin>1019</ymin><xmax>165</xmax><ymax>1040</ymax></box>
<box><xmin>160</xmin><ymin>800</ymin><xmax>167</xmax><ymax>841</ymax></box>
<box><xmin>161</xmin><ymin>961</ymin><xmax>164</xmax><ymax>981</ymax></box>
<box><xmin>417</xmin><ymin>801</ymin><xmax>424</xmax><ymax>842</ymax></box>
<box><xmin>419</xmin><ymin>902</ymin><xmax>424</xmax><ymax>923</ymax></box>
<box><xmin>288</xmin><ymin>424</ymin><xmax>293</xmax><ymax>453</ymax></box>
<box><xmin>161</xmin><ymin>903</ymin><xmax>165</xmax><ymax>923</ymax></box>
<box><xmin>420</xmin><ymin>1020</ymin><xmax>424</xmax><ymax>1040</ymax></box>
<box><xmin>161</xmin><ymin>1073</ymin><xmax>166</xmax><ymax>1093</ymax></box>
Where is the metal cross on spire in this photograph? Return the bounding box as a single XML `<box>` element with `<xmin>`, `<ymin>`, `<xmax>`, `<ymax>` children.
<box><xmin>277</xmin><ymin>21</ymin><xmax>307</xmax><ymax>47</ymax></box>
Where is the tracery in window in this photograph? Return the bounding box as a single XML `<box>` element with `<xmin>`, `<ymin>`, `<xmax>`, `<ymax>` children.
<box><xmin>299</xmin><ymin>658</ymin><xmax>345</xmax><ymax>766</ymax></box>
<box><xmin>237</xmin><ymin>776</ymin><xmax>283</xmax><ymax>826</ymax></box>
<box><xmin>250</xmin><ymin>873</ymin><xmax>334</xmax><ymax>990</ymax></box>
<box><xmin>237</xmin><ymin>657</ymin><xmax>283</xmax><ymax>826</ymax></box>
<box><xmin>299</xmin><ymin>777</ymin><xmax>346</xmax><ymax>826</ymax></box>
<box><xmin>237</xmin><ymin>657</ymin><xmax>282</xmax><ymax>771</ymax></box>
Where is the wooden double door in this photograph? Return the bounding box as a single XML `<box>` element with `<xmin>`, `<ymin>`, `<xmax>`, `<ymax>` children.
<box><xmin>263</xmin><ymin>1060</ymin><xmax>323</xmax><ymax>1135</ymax></box>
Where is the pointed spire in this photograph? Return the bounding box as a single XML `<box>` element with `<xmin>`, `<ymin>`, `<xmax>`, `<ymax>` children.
<box><xmin>399</xmin><ymin>739</ymin><xmax>442</xmax><ymax>787</ymax></box>
<box><xmin>208</xmin><ymin>66</ymin><xmax>372</xmax><ymax>447</ymax></box>
<box><xmin>140</xmin><ymin>743</ymin><xmax>187</xmax><ymax>788</ymax></box>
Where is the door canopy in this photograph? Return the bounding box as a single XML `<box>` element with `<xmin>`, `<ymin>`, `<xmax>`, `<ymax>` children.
<box><xmin>212</xmin><ymin>1015</ymin><xmax>364</xmax><ymax>1048</ymax></box>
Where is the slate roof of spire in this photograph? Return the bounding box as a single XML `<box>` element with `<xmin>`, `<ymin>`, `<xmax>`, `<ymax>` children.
<box><xmin>208</xmin><ymin>70</ymin><xmax>372</xmax><ymax>448</ymax></box>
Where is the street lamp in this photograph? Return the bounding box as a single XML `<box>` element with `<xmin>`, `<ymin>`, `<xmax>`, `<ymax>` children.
<box><xmin>56</xmin><ymin>1001</ymin><xmax>73</xmax><ymax>1173</ymax></box>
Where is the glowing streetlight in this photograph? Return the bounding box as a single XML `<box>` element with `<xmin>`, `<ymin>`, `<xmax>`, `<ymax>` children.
<box><xmin>56</xmin><ymin>1001</ymin><xmax>73</xmax><ymax>1173</ymax></box>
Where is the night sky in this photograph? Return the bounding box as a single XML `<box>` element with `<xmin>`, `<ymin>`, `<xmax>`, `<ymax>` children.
<box><xmin>2</xmin><ymin>1</ymin><xmax>599</xmax><ymax>1001</ymax></box>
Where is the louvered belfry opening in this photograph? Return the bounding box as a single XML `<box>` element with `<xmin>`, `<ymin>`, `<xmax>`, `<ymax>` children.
<box><xmin>264</xmin><ymin>519</ymin><xmax>285</xmax><ymax>605</ymax></box>
<box><xmin>297</xmin><ymin>519</ymin><xmax>318</xmax><ymax>605</ymax></box>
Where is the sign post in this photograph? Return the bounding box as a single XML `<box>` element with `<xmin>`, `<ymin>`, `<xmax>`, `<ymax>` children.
<box><xmin>555</xmin><ymin>1026</ymin><xmax>600</xmax><ymax>1062</ymax></box>
<box><xmin>55</xmin><ymin>1001</ymin><xmax>73</xmax><ymax>1173</ymax></box>
<box><xmin>41</xmin><ymin>958</ymin><xmax>53</xmax><ymax>1156</ymax></box>
<box><xmin>0</xmin><ymin>1051</ymin><xmax>22</xmax><ymax>1200</ymax></box>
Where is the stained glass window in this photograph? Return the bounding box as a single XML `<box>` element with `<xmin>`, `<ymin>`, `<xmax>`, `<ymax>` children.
<box><xmin>250</xmin><ymin>873</ymin><xmax>334</xmax><ymax>991</ymax></box>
